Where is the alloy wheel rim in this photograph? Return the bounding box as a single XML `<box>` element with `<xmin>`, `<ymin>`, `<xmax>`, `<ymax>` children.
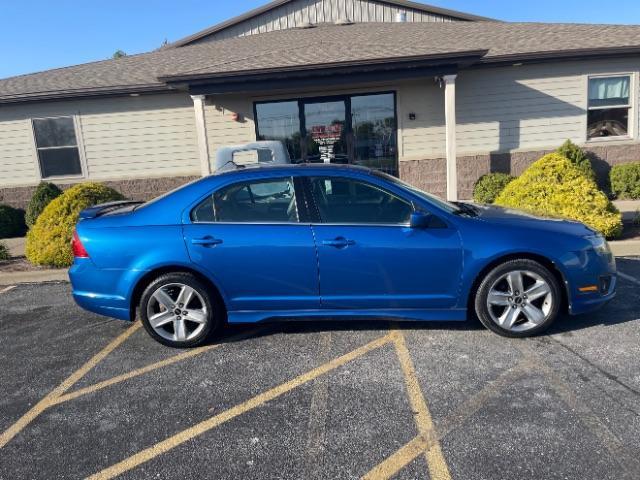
<box><xmin>486</xmin><ymin>270</ymin><xmax>553</xmax><ymax>332</ymax></box>
<box><xmin>146</xmin><ymin>283</ymin><xmax>208</xmax><ymax>342</ymax></box>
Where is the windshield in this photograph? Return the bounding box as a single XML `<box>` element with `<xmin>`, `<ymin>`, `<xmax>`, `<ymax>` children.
<box><xmin>372</xmin><ymin>171</ymin><xmax>462</xmax><ymax>214</ymax></box>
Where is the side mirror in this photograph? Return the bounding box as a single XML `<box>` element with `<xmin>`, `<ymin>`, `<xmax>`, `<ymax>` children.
<box><xmin>409</xmin><ymin>211</ymin><xmax>432</xmax><ymax>229</ymax></box>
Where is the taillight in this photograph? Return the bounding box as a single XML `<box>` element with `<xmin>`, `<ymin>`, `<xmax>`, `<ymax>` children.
<box><xmin>72</xmin><ymin>230</ymin><xmax>89</xmax><ymax>258</ymax></box>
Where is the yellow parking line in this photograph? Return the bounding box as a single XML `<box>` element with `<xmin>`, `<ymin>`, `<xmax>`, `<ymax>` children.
<box><xmin>362</xmin><ymin>434</ymin><xmax>428</xmax><ymax>480</ymax></box>
<box><xmin>364</xmin><ymin>357</ymin><xmax>530</xmax><ymax>480</ymax></box>
<box><xmin>390</xmin><ymin>330</ymin><xmax>451</xmax><ymax>480</ymax></box>
<box><xmin>0</xmin><ymin>322</ymin><xmax>141</xmax><ymax>449</ymax></box>
<box><xmin>88</xmin><ymin>333</ymin><xmax>394</xmax><ymax>480</ymax></box>
<box><xmin>53</xmin><ymin>328</ymin><xmax>262</xmax><ymax>405</ymax></box>
<box><xmin>54</xmin><ymin>344</ymin><xmax>220</xmax><ymax>404</ymax></box>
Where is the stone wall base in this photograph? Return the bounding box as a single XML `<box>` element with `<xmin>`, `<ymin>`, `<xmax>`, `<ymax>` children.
<box><xmin>0</xmin><ymin>176</ymin><xmax>200</xmax><ymax>210</ymax></box>
<box><xmin>400</xmin><ymin>142</ymin><xmax>640</xmax><ymax>199</ymax></box>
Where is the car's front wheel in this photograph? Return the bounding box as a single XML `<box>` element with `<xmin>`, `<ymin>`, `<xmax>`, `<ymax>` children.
<box><xmin>474</xmin><ymin>259</ymin><xmax>561</xmax><ymax>337</ymax></box>
<box><xmin>139</xmin><ymin>272</ymin><xmax>222</xmax><ymax>347</ymax></box>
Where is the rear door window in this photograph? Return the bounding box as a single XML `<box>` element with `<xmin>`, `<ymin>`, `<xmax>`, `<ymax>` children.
<box><xmin>192</xmin><ymin>177</ymin><xmax>298</xmax><ymax>223</ymax></box>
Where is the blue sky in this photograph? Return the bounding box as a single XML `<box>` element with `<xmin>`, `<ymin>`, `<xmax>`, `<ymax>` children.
<box><xmin>1</xmin><ymin>0</ymin><xmax>639</xmax><ymax>79</ymax></box>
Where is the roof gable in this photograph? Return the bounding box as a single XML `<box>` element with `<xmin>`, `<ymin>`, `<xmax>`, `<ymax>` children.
<box><xmin>168</xmin><ymin>0</ymin><xmax>496</xmax><ymax>48</ymax></box>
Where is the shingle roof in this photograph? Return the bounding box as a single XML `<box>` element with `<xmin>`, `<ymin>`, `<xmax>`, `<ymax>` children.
<box><xmin>2</xmin><ymin>22</ymin><xmax>640</xmax><ymax>104</ymax></box>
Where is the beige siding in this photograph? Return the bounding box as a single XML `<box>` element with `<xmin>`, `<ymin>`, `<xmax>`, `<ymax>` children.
<box><xmin>205</xmin><ymin>96</ymin><xmax>256</xmax><ymax>158</ymax></box>
<box><xmin>0</xmin><ymin>93</ymin><xmax>200</xmax><ymax>187</ymax></box>
<box><xmin>203</xmin><ymin>57</ymin><xmax>640</xmax><ymax>165</ymax></box>
<box><xmin>0</xmin><ymin>118</ymin><xmax>38</xmax><ymax>186</ymax></box>
<box><xmin>193</xmin><ymin>0</ymin><xmax>457</xmax><ymax>44</ymax></box>
<box><xmin>399</xmin><ymin>57</ymin><xmax>640</xmax><ymax>160</ymax></box>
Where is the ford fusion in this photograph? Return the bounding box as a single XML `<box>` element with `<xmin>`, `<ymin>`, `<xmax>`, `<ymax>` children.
<box><xmin>70</xmin><ymin>164</ymin><xmax>616</xmax><ymax>347</ymax></box>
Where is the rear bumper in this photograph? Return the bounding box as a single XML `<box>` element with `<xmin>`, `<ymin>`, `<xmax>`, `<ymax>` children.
<box><xmin>72</xmin><ymin>291</ymin><xmax>131</xmax><ymax>320</ymax></box>
<box><xmin>69</xmin><ymin>259</ymin><xmax>134</xmax><ymax>321</ymax></box>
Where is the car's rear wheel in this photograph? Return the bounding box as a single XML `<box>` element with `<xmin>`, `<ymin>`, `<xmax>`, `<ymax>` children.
<box><xmin>139</xmin><ymin>272</ymin><xmax>222</xmax><ymax>348</ymax></box>
<box><xmin>474</xmin><ymin>259</ymin><xmax>561</xmax><ymax>337</ymax></box>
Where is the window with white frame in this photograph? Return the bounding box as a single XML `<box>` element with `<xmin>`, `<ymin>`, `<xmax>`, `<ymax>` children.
<box><xmin>587</xmin><ymin>75</ymin><xmax>632</xmax><ymax>139</ymax></box>
<box><xmin>32</xmin><ymin>116</ymin><xmax>83</xmax><ymax>178</ymax></box>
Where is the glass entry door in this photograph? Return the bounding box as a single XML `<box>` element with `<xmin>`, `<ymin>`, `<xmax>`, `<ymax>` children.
<box><xmin>303</xmin><ymin>100</ymin><xmax>348</xmax><ymax>164</ymax></box>
<box><xmin>255</xmin><ymin>92</ymin><xmax>398</xmax><ymax>176</ymax></box>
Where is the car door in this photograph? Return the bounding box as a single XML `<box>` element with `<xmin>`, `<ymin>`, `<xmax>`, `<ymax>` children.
<box><xmin>183</xmin><ymin>175</ymin><xmax>320</xmax><ymax>312</ymax></box>
<box><xmin>306</xmin><ymin>175</ymin><xmax>463</xmax><ymax>310</ymax></box>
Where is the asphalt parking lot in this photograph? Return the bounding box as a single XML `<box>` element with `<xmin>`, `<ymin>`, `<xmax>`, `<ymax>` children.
<box><xmin>1</xmin><ymin>258</ymin><xmax>640</xmax><ymax>480</ymax></box>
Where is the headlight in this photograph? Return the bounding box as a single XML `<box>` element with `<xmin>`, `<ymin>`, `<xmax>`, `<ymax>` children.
<box><xmin>586</xmin><ymin>234</ymin><xmax>611</xmax><ymax>256</ymax></box>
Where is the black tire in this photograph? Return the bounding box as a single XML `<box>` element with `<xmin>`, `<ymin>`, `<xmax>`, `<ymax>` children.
<box><xmin>474</xmin><ymin>258</ymin><xmax>561</xmax><ymax>338</ymax></box>
<box><xmin>139</xmin><ymin>272</ymin><xmax>223</xmax><ymax>348</ymax></box>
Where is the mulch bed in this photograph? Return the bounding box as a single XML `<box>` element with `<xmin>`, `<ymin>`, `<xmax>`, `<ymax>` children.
<box><xmin>0</xmin><ymin>257</ymin><xmax>63</xmax><ymax>273</ymax></box>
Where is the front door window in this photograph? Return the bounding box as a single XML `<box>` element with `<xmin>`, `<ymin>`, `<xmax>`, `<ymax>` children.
<box><xmin>308</xmin><ymin>177</ymin><xmax>413</xmax><ymax>224</ymax></box>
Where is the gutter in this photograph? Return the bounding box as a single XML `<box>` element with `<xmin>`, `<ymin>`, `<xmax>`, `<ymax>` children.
<box><xmin>477</xmin><ymin>45</ymin><xmax>640</xmax><ymax>67</ymax></box>
<box><xmin>0</xmin><ymin>84</ymin><xmax>174</xmax><ymax>106</ymax></box>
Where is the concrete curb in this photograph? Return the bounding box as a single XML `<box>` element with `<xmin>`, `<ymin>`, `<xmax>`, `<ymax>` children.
<box><xmin>0</xmin><ymin>270</ymin><xmax>68</xmax><ymax>286</ymax></box>
<box><xmin>610</xmin><ymin>240</ymin><xmax>640</xmax><ymax>257</ymax></box>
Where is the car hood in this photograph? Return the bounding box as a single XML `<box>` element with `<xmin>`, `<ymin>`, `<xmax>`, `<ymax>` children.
<box><xmin>471</xmin><ymin>204</ymin><xmax>596</xmax><ymax>237</ymax></box>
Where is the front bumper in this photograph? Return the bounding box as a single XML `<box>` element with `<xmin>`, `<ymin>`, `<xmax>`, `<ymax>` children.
<box><xmin>565</xmin><ymin>249</ymin><xmax>617</xmax><ymax>315</ymax></box>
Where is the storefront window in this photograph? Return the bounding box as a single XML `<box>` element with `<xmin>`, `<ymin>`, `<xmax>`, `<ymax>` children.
<box><xmin>351</xmin><ymin>93</ymin><xmax>397</xmax><ymax>175</ymax></box>
<box><xmin>255</xmin><ymin>101</ymin><xmax>302</xmax><ymax>160</ymax></box>
<box><xmin>254</xmin><ymin>92</ymin><xmax>397</xmax><ymax>175</ymax></box>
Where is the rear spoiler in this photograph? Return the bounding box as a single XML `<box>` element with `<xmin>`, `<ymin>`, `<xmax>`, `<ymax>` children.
<box><xmin>78</xmin><ymin>200</ymin><xmax>144</xmax><ymax>220</ymax></box>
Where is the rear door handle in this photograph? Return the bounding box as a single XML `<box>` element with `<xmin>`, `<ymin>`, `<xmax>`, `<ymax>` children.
<box><xmin>322</xmin><ymin>237</ymin><xmax>355</xmax><ymax>248</ymax></box>
<box><xmin>191</xmin><ymin>236</ymin><xmax>223</xmax><ymax>247</ymax></box>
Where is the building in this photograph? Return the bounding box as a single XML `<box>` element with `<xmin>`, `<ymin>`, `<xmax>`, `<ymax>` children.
<box><xmin>1</xmin><ymin>0</ymin><xmax>640</xmax><ymax>208</ymax></box>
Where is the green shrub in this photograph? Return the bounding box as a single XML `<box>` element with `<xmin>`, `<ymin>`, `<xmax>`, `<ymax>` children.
<box><xmin>0</xmin><ymin>242</ymin><xmax>9</xmax><ymax>261</ymax></box>
<box><xmin>473</xmin><ymin>173</ymin><xmax>516</xmax><ymax>204</ymax></box>
<box><xmin>0</xmin><ymin>204</ymin><xmax>26</xmax><ymax>238</ymax></box>
<box><xmin>25</xmin><ymin>182</ymin><xmax>62</xmax><ymax>228</ymax></box>
<box><xmin>556</xmin><ymin>139</ymin><xmax>596</xmax><ymax>181</ymax></box>
<box><xmin>26</xmin><ymin>183</ymin><xmax>124</xmax><ymax>267</ymax></box>
<box><xmin>494</xmin><ymin>153</ymin><xmax>623</xmax><ymax>239</ymax></box>
<box><xmin>610</xmin><ymin>162</ymin><xmax>640</xmax><ymax>199</ymax></box>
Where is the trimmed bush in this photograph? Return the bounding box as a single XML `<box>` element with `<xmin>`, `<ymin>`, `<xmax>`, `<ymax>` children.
<box><xmin>556</xmin><ymin>139</ymin><xmax>595</xmax><ymax>181</ymax></box>
<box><xmin>0</xmin><ymin>242</ymin><xmax>9</xmax><ymax>261</ymax></box>
<box><xmin>26</xmin><ymin>183</ymin><xmax>124</xmax><ymax>267</ymax></box>
<box><xmin>610</xmin><ymin>162</ymin><xmax>640</xmax><ymax>199</ymax></box>
<box><xmin>473</xmin><ymin>173</ymin><xmax>516</xmax><ymax>204</ymax></box>
<box><xmin>494</xmin><ymin>153</ymin><xmax>623</xmax><ymax>239</ymax></box>
<box><xmin>25</xmin><ymin>182</ymin><xmax>62</xmax><ymax>228</ymax></box>
<box><xmin>0</xmin><ymin>204</ymin><xmax>26</xmax><ymax>239</ymax></box>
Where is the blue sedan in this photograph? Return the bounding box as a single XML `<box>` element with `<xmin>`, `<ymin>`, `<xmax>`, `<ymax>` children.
<box><xmin>70</xmin><ymin>164</ymin><xmax>616</xmax><ymax>347</ymax></box>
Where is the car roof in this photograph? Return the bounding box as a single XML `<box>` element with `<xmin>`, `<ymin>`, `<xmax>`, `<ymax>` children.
<box><xmin>212</xmin><ymin>162</ymin><xmax>375</xmax><ymax>179</ymax></box>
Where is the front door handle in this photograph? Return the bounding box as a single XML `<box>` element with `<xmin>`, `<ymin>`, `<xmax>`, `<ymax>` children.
<box><xmin>322</xmin><ymin>237</ymin><xmax>355</xmax><ymax>248</ymax></box>
<box><xmin>191</xmin><ymin>236</ymin><xmax>223</xmax><ymax>247</ymax></box>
